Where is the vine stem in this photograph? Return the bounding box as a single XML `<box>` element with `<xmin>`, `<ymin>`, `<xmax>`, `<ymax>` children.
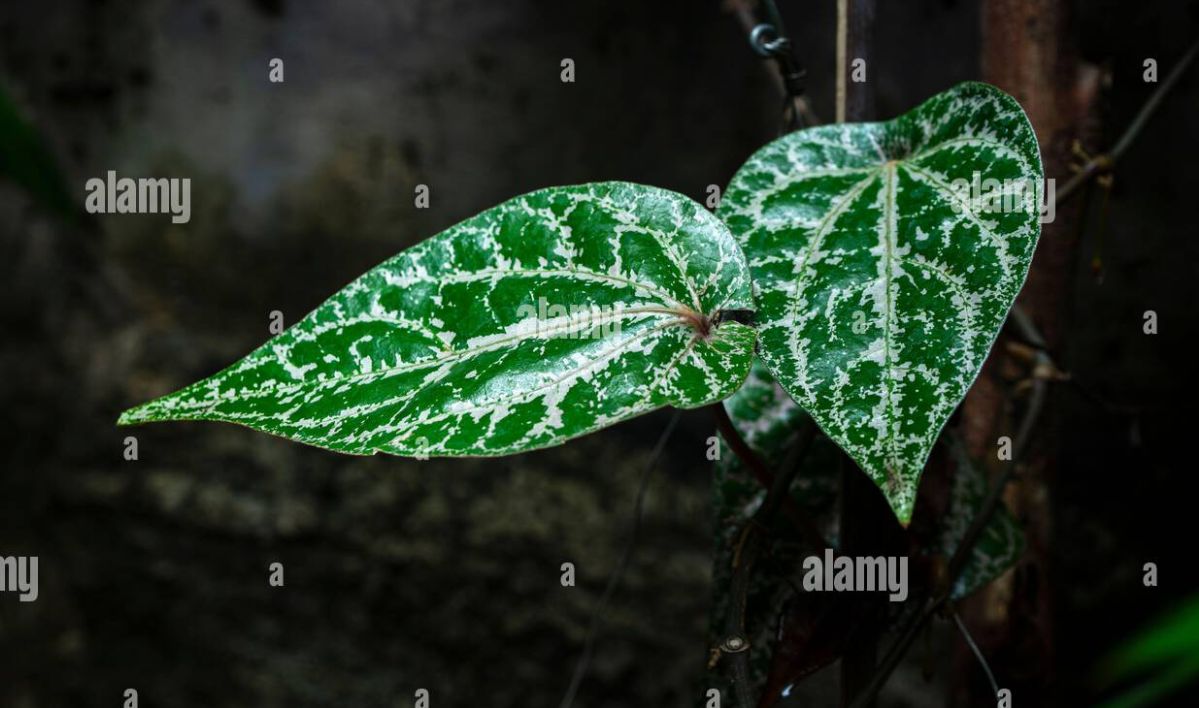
<box><xmin>710</xmin><ymin>403</ymin><xmax>829</xmax><ymax>550</ymax></box>
<box><xmin>1055</xmin><ymin>35</ymin><xmax>1199</xmax><ymax>205</ymax></box>
<box><xmin>712</xmin><ymin>401</ymin><xmax>777</xmax><ymax>490</ymax></box>
<box><xmin>719</xmin><ymin>419</ymin><xmax>817</xmax><ymax>708</ymax></box>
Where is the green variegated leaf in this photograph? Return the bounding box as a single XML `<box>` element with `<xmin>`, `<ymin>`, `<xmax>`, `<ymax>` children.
<box><xmin>938</xmin><ymin>436</ymin><xmax>1024</xmax><ymax>600</ymax></box>
<box><xmin>719</xmin><ymin>82</ymin><xmax>1043</xmax><ymax>522</ymax></box>
<box><xmin>721</xmin><ymin>360</ymin><xmax>813</xmax><ymax>466</ymax></box>
<box><xmin>119</xmin><ymin>182</ymin><xmax>756</xmax><ymax>456</ymax></box>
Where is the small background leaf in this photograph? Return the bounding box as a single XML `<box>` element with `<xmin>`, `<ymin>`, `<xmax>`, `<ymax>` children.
<box><xmin>0</xmin><ymin>84</ymin><xmax>77</xmax><ymax>220</ymax></box>
<box><xmin>1095</xmin><ymin>594</ymin><xmax>1199</xmax><ymax>708</ymax></box>
<box><xmin>935</xmin><ymin>435</ymin><xmax>1024</xmax><ymax>600</ymax></box>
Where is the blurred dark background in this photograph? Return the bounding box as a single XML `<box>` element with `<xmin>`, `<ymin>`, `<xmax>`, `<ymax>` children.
<box><xmin>0</xmin><ymin>1</ymin><xmax>1195</xmax><ymax>706</ymax></box>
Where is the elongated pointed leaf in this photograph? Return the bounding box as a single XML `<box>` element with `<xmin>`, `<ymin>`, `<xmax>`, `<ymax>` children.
<box><xmin>119</xmin><ymin>182</ymin><xmax>756</xmax><ymax>456</ymax></box>
<box><xmin>719</xmin><ymin>82</ymin><xmax>1043</xmax><ymax>522</ymax></box>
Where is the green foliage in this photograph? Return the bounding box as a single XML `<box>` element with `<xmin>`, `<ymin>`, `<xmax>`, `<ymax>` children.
<box><xmin>120</xmin><ymin>82</ymin><xmax>1041</xmax><ymax>530</ymax></box>
<box><xmin>117</xmin><ymin>82</ymin><xmax>1041</xmax><ymax>700</ymax></box>
<box><xmin>719</xmin><ymin>82</ymin><xmax>1043</xmax><ymax>522</ymax></box>
<box><xmin>0</xmin><ymin>85</ymin><xmax>76</xmax><ymax>220</ymax></box>
<box><xmin>1096</xmin><ymin>595</ymin><xmax>1199</xmax><ymax>708</ymax></box>
<box><xmin>706</xmin><ymin>366</ymin><xmax>1026</xmax><ymax>701</ymax></box>
<box><xmin>119</xmin><ymin>182</ymin><xmax>756</xmax><ymax>455</ymax></box>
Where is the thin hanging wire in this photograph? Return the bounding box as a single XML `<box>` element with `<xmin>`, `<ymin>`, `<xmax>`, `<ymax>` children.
<box><xmin>952</xmin><ymin>610</ymin><xmax>1000</xmax><ymax>697</ymax></box>
<box><xmin>558</xmin><ymin>410</ymin><xmax>682</xmax><ymax>708</ymax></box>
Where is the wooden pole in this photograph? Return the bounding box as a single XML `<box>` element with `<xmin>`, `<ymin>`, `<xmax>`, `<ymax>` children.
<box><xmin>957</xmin><ymin>0</ymin><xmax>1101</xmax><ymax>703</ymax></box>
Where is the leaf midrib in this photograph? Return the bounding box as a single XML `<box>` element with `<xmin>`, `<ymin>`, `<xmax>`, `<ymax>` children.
<box><xmin>378</xmin><ymin>317</ymin><xmax>700</xmax><ymax>450</ymax></box>
<box><xmin>880</xmin><ymin>162</ymin><xmax>900</xmax><ymax>480</ymax></box>
<box><xmin>382</xmin><ymin>265</ymin><xmax>692</xmax><ymax>311</ymax></box>
<box><xmin>123</xmin><ymin>307</ymin><xmax>702</xmax><ymax>422</ymax></box>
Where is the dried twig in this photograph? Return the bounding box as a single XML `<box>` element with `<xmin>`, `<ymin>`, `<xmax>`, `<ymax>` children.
<box><xmin>1055</xmin><ymin>35</ymin><xmax>1199</xmax><ymax>205</ymax></box>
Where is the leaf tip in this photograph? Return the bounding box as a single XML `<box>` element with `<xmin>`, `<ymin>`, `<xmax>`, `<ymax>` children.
<box><xmin>116</xmin><ymin>408</ymin><xmax>141</xmax><ymax>427</ymax></box>
<box><xmin>117</xmin><ymin>401</ymin><xmax>159</xmax><ymax>427</ymax></box>
<box><xmin>883</xmin><ymin>476</ymin><xmax>918</xmax><ymax>527</ymax></box>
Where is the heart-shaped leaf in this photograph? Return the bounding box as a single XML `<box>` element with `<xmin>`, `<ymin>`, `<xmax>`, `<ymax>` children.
<box><xmin>119</xmin><ymin>182</ymin><xmax>756</xmax><ymax>456</ymax></box>
<box><xmin>718</xmin><ymin>82</ymin><xmax>1043</xmax><ymax>522</ymax></box>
